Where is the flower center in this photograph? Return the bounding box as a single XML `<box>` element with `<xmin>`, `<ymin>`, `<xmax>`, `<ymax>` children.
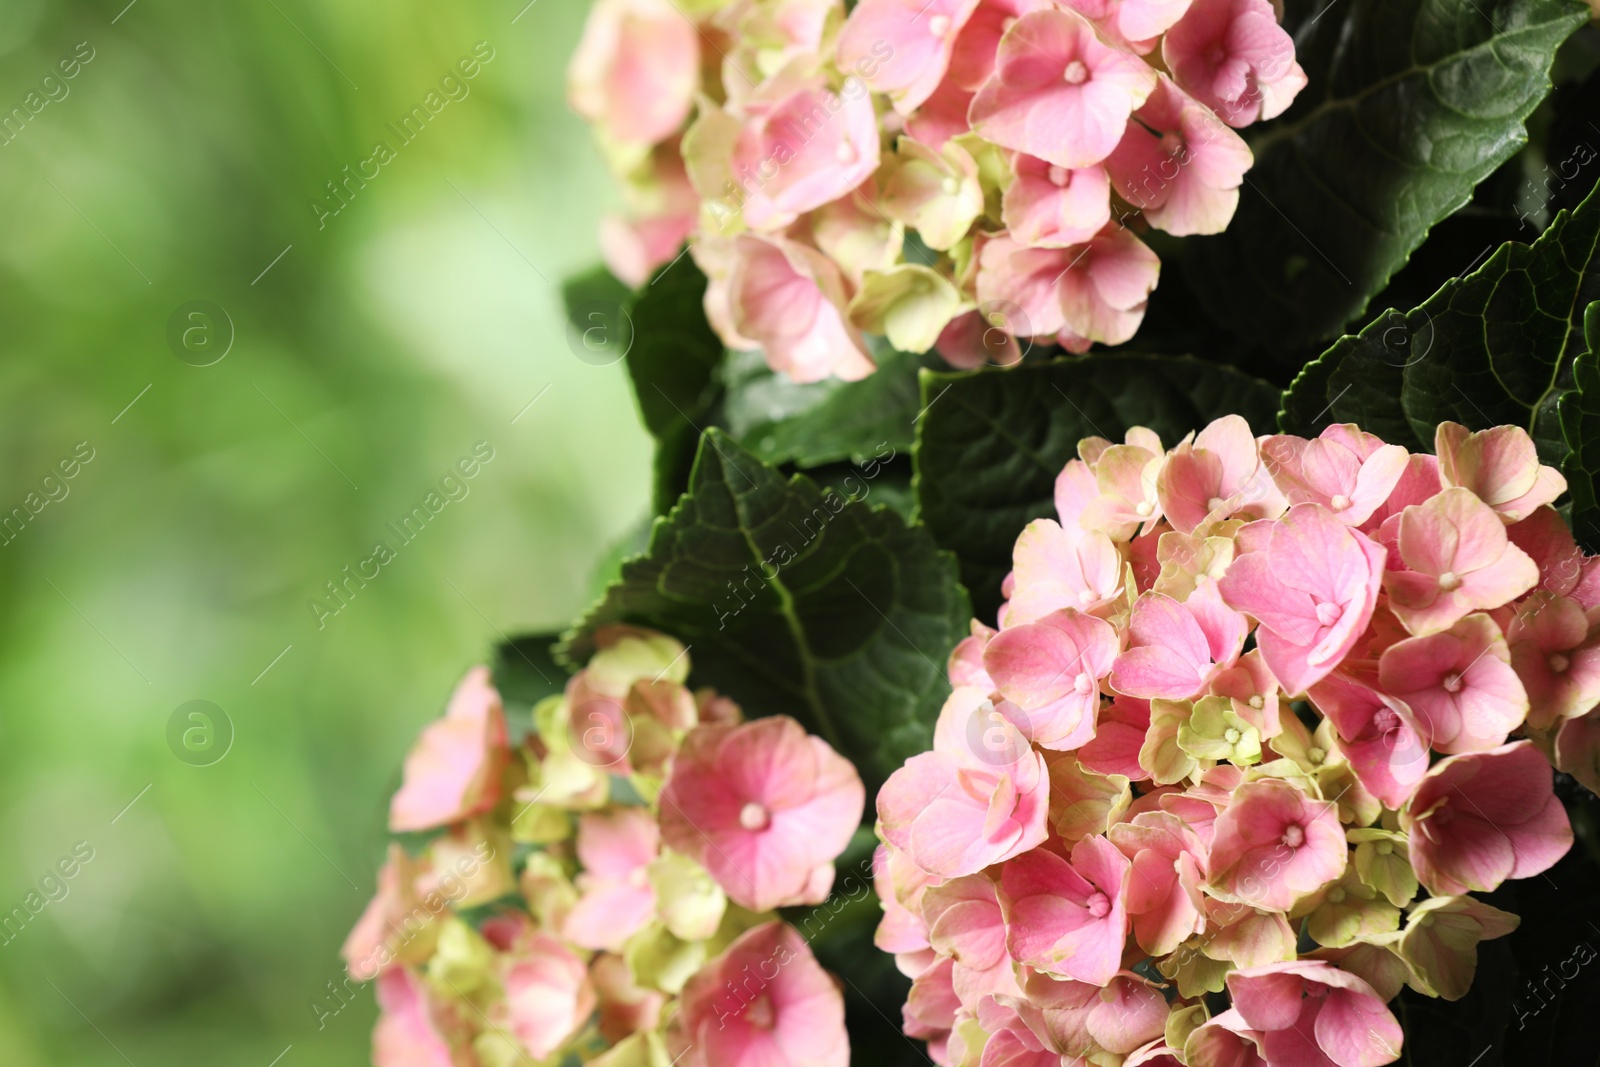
<box><xmin>1077</xmin><ymin>588</ymin><xmax>1096</xmax><ymax>606</ymax></box>
<box><xmin>1249</xmin><ymin>695</ymin><xmax>1264</xmax><ymax>709</ymax></box>
<box><xmin>739</xmin><ymin>801</ymin><xmax>771</xmax><ymax>831</ymax></box>
<box><xmin>1063</xmin><ymin>60</ymin><xmax>1089</xmax><ymax>84</ymax></box>
<box><xmin>1442</xmin><ymin>672</ymin><xmax>1463</xmax><ymax>694</ymax></box>
<box><xmin>1281</xmin><ymin>824</ymin><xmax>1305</xmax><ymax>849</ymax></box>
<box><xmin>1135</xmin><ymin>500</ymin><xmax>1153</xmax><ymax>516</ymax></box>
<box><xmin>1308</xmin><ymin>746</ymin><xmax>1325</xmax><ymax>764</ymax></box>
<box><xmin>835</xmin><ymin>140</ymin><xmax>857</xmax><ymax>165</ymax></box>
<box><xmin>1223</xmin><ymin>727</ymin><xmax>1241</xmax><ymax>744</ymax></box>
<box><xmin>1550</xmin><ymin>653</ymin><xmax>1571</xmax><ymax>673</ymax></box>
<box><xmin>928</xmin><ymin>14</ymin><xmax>951</xmax><ymax>37</ymax></box>
<box><xmin>1437</xmin><ymin>571</ymin><xmax>1462</xmax><ymax>592</ymax></box>
<box><xmin>1376</xmin><ymin>841</ymin><xmax>1394</xmax><ymax>856</ymax></box>
<box><xmin>940</xmin><ymin>175</ymin><xmax>960</xmax><ymax>194</ymax></box>
<box><xmin>745</xmin><ymin>995</ymin><xmax>776</xmax><ymax>1029</ymax></box>
<box><xmin>1327</xmin><ymin>887</ymin><xmax>1346</xmax><ymax>904</ymax></box>
<box><xmin>1086</xmin><ymin>891</ymin><xmax>1111</xmax><ymax>918</ymax></box>
<box><xmin>1315</xmin><ymin>601</ymin><xmax>1343</xmax><ymax>627</ymax></box>
<box><xmin>1074</xmin><ymin>672</ymin><xmax>1094</xmax><ymax>695</ymax></box>
<box><xmin>1048</xmin><ymin>165</ymin><xmax>1070</xmax><ymax>187</ymax></box>
<box><xmin>1206</xmin><ymin>496</ymin><xmax>1226</xmax><ymax>512</ymax></box>
<box><xmin>1373</xmin><ymin>708</ymin><xmax>1399</xmax><ymax>734</ymax></box>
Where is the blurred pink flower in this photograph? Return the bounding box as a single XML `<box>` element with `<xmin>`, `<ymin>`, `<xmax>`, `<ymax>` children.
<box><xmin>726</xmin><ymin>233</ymin><xmax>875</xmax><ymax>383</ymax></box>
<box><xmin>660</xmin><ymin>715</ymin><xmax>864</xmax><ymax>911</ymax></box>
<box><xmin>389</xmin><ymin>666</ymin><xmax>508</xmax><ymax>833</ymax></box>
<box><xmin>680</xmin><ymin>921</ymin><xmax>850</xmax><ymax>1067</ymax></box>
<box><xmin>372</xmin><ymin>967</ymin><xmax>469</xmax><ymax>1067</ymax></box>
<box><xmin>503</xmin><ymin>933</ymin><xmax>597</xmax><ymax>1060</ymax></box>
<box><xmin>567</xmin><ymin>0</ymin><xmax>699</xmax><ymax>146</ymax></box>
<box><xmin>837</xmin><ymin>0</ymin><xmax>983</xmax><ymax>113</ymax></box>
<box><xmin>564</xmin><ymin>808</ymin><xmax>660</xmax><ymax>951</ymax></box>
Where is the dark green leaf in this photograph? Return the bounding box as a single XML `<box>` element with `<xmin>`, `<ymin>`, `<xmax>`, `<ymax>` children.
<box><xmin>561</xmin><ymin>265</ymin><xmax>630</xmax><ymax>339</ymax></box>
<box><xmin>562</xmin><ymin>259</ymin><xmax>722</xmax><ymax>511</ymax></box>
<box><xmin>721</xmin><ymin>342</ymin><xmax>934</xmax><ymax>468</ymax></box>
<box><xmin>1185</xmin><ymin>0</ymin><xmax>1587</xmax><ymax>354</ymax></box>
<box><xmin>1558</xmin><ymin>302</ymin><xmax>1600</xmax><ymax>550</ymax></box>
<box><xmin>492</xmin><ymin>632</ymin><xmax>569</xmax><ymax>739</ymax></box>
<box><xmin>623</xmin><ymin>262</ymin><xmax>724</xmax><ymax>441</ymax></box>
<box><xmin>558</xmin><ymin>429</ymin><xmax>970</xmax><ymax>792</ymax></box>
<box><xmin>807</xmin><ymin>456</ymin><xmax>918</xmax><ymax>522</ymax></box>
<box><xmin>1280</xmin><ymin>177</ymin><xmax>1600</xmax><ymax>471</ymax></box>
<box><xmin>578</xmin><ymin>260</ymin><xmax>939</xmax><ymax>508</ymax></box>
<box><xmin>914</xmin><ymin>355</ymin><xmax>1281</xmax><ymax>621</ymax></box>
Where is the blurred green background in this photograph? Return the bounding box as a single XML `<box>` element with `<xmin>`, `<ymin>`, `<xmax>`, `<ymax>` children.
<box><xmin>0</xmin><ymin>1</ymin><xmax>650</xmax><ymax>1063</ymax></box>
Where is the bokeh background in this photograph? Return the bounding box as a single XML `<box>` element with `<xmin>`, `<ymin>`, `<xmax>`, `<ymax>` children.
<box><xmin>0</xmin><ymin>1</ymin><xmax>651</xmax><ymax>1063</ymax></box>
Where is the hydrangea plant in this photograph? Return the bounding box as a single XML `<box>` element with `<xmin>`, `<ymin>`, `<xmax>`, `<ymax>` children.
<box><xmin>349</xmin><ymin>1</ymin><xmax>1600</xmax><ymax>1064</ymax></box>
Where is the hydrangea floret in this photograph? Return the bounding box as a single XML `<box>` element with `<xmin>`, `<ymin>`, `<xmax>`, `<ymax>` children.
<box><xmin>567</xmin><ymin>0</ymin><xmax>1307</xmax><ymax>379</ymax></box>
<box><xmin>344</xmin><ymin>629</ymin><xmax>863</xmax><ymax>1067</ymax></box>
<box><xmin>874</xmin><ymin>417</ymin><xmax>1594</xmax><ymax>1066</ymax></box>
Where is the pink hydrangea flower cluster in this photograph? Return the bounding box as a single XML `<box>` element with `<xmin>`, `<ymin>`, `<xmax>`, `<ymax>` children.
<box><xmin>875</xmin><ymin>417</ymin><xmax>1596</xmax><ymax>1066</ymax></box>
<box><xmin>344</xmin><ymin>629</ymin><xmax>864</xmax><ymax>1067</ymax></box>
<box><xmin>567</xmin><ymin>0</ymin><xmax>1306</xmax><ymax>381</ymax></box>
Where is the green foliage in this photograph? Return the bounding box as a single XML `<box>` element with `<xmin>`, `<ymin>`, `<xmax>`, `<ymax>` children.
<box><xmin>564</xmin><ymin>265</ymin><xmax>935</xmax><ymax>509</ymax></box>
<box><xmin>1186</xmin><ymin>0</ymin><xmax>1588</xmax><ymax>354</ymax></box>
<box><xmin>913</xmin><ymin>355</ymin><xmax>1281</xmax><ymax>619</ymax></box>
<box><xmin>558</xmin><ymin>430</ymin><xmax>970</xmax><ymax>792</ymax></box>
<box><xmin>492</xmin><ymin>632</ymin><xmax>570</xmax><ymax>743</ymax></box>
<box><xmin>721</xmin><ymin>342</ymin><xmax>934</xmax><ymax>468</ymax></box>
<box><xmin>1281</xmin><ymin>177</ymin><xmax>1600</xmax><ymax>543</ymax></box>
<box><xmin>1559</xmin><ymin>303</ymin><xmax>1600</xmax><ymax>549</ymax></box>
<box><xmin>600</xmin><ymin>264</ymin><xmax>725</xmax><ymax>512</ymax></box>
